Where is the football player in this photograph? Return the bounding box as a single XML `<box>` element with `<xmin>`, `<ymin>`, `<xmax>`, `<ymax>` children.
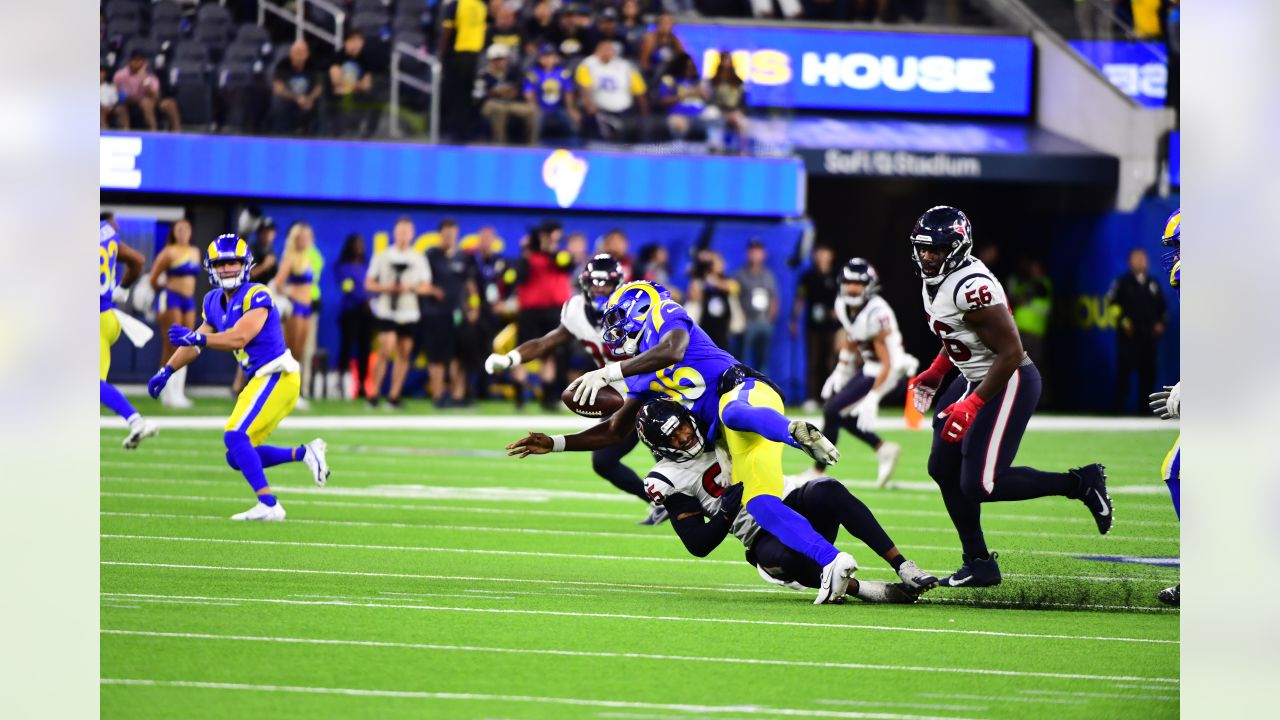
<box><xmin>1148</xmin><ymin>209</ymin><xmax>1180</xmax><ymax>607</ymax></box>
<box><xmin>808</xmin><ymin>258</ymin><xmax>918</xmax><ymax>487</ymax></box>
<box><xmin>906</xmin><ymin>206</ymin><xmax>1112</xmax><ymax>588</ymax></box>
<box><xmin>146</xmin><ymin>233</ymin><xmax>330</xmax><ymax>521</ymax></box>
<box><xmin>508</xmin><ymin>280</ymin><xmax>863</xmax><ymax>605</ymax></box>
<box><xmin>636</xmin><ymin>399</ymin><xmax>936</xmax><ymax>601</ymax></box>
<box><xmin>99</xmin><ymin>219</ymin><xmax>159</xmax><ymax>449</ymax></box>
<box><xmin>484</xmin><ymin>254</ymin><xmax>665</xmax><ymax>524</ymax></box>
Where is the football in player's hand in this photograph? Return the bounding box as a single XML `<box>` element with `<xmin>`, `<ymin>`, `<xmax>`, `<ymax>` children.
<box><xmin>562</xmin><ymin>384</ymin><xmax>625</xmax><ymax>418</ymax></box>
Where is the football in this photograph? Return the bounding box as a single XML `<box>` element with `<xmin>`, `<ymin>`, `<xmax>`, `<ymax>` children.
<box><xmin>561</xmin><ymin>384</ymin><xmax>625</xmax><ymax>418</ymax></box>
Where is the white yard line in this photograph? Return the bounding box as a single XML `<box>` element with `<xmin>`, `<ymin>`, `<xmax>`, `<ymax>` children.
<box><xmin>1017</xmin><ymin>689</ymin><xmax>1177</xmax><ymax>701</ymax></box>
<box><xmin>99</xmin><ymin>678</ymin><xmax>978</xmax><ymax>720</ymax></box>
<box><xmin>98</xmin><ymin>592</ymin><xmax>1179</xmax><ymax>645</ymax></box>
<box><xmin>100</xmin><ymin>414</ymin><xmax>1176</xmax><ymax>432</ymax></box>
<box><xmin>100</xmin><ymin>630</ymin><xmax>1178</xmax><ymax>684</ymax></box>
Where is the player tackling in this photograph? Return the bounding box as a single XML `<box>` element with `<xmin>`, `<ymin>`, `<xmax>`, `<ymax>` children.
<box><xmin>907</xmin><ymin>206</ymin><xmax>1113</xmax><ymax>587</ymax></box>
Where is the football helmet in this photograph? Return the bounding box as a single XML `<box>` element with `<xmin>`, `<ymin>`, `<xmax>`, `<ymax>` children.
<box><xmin>910</xmin><ymin>206</ymin><xmax>973</xmax><ymax>286</ymax></box>
<box><xmin>636</xmin><ymin>398</ymin><xmax>705</xmax><ymax>463</ymax></box>
<box><xmin>601</xmin><ymin>280</ymin><xmax>672</xmax><ymax>355</ymax></box>
<box><xmin>579</xmin><ymin>253</ymin><xmax>624</xmax><ymax>315</ymax></box>
<box><xmin>1161</xmin><ymin>208</ymin><xmax>1180</xmax><ymax>288</ymax></box>
<box><xmin>204</xmin><ymin>233</ymin><xmax>254</xmax><ymax>290</ymax></box>
<box><xmin>840</xmin><ymin>257</ymin><xmax>881</xmax><ymax>308</ymax></box>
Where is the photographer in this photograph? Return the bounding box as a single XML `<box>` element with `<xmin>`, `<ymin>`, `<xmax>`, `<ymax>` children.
<box><xmin>366</xmin><ymin>217</ymin><xmax>437</xmax><ymax>408</ymax></box>
<box><xmin>686</xmin><ymin>249</ymin><xmax>737</xmax><ymax>351</ymax></box>
<box><xmin>512</xmin><ymin>220</ymin><xmax>573</xmax><ymax>409</ymax></box>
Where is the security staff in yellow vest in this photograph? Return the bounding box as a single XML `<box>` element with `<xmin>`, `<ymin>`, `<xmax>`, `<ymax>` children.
<box><xmin>439</xmin><ymin>0</ymin><xmax>488</xmax><ymax>139</ymax></box>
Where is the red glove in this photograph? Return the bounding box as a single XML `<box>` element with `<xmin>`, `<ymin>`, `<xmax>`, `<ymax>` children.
<box><xmin>939</xmin><ymin>392</ymin><xmax>986</xmax><ymax>443</ymax></box>
<box><xmin>909</xmin><ymin>352</ymin><xmax>954</xmax><ymax>392</ymax></box>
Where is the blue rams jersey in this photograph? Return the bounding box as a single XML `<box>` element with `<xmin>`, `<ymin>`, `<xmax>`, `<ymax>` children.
<box><xmin>623</xmin><ymin>301</ymin><xmax>737</xmax><ymax>439</ymax></box>
<box><xmin>99</xmin><ymin>226</ymin><xmax>120</xmax><ymax>312</ymax></box>
<box><xmin>524</xmin><ymin>65</ymin><xmax>571</xmax><ymax>109</ymax></box>
<box><xmin>201</xmin><ymin>283</ymin><xmax>289</xmax><ymax>375</ymax></box>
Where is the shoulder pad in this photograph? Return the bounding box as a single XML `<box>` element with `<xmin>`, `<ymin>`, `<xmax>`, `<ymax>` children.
<box><xmin>953</xmin><ymin>273</ymin><xmax>1001</xmax><ymax>312</ymax></box>
<box><xmin>243</xmin><ymin>284</ymin><xmax>274</xmax><ymax>312</ymax></box>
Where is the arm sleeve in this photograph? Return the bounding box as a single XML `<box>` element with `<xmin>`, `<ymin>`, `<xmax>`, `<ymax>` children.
<box><xmin>664</xmin><ymin>493</ymin><xmax>732</xmax><ymax>558</ymax></box>
<box><xmin>574</xmin><ymin>63</ymin><xmax>592</xmax><ymax>89</ymax></box>
<box><xmin>629</xmin><ymin>68</ymin><xmax>647</xmax><ymax>95</ymax></box>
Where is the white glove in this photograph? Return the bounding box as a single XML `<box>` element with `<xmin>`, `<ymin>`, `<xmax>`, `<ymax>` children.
<box><xmin>568</xmin><ymin>362</ymin><xmax>625</xmax><ymax>406</ymax></box>
<box><xmin>821</xmin><ymin>350</ymin><xmax>855</xmax><ymax>400</ymax></box>
<box><xmin>111</xmin><ymin>284</ymin><xmax>130</xmax><ymax>305</ymax></box>
<box><xmin>1148</xmin><ymin>382</ymin><xmax>1180</xmax><ymax>420</ymax></box>
<box><xmin>850</xmin><ymin>390</ymin><xmax>882</xmax><ymax>432</ymax></box>
<box><xmin>485</xmin><ymin>349</ymin><xmax>521</xmax><ymax>374</ymax></box>
<box><xmin>129</xmin><ymin>280</ymin><xmax>155</xmax><ymax>314</ymax></box>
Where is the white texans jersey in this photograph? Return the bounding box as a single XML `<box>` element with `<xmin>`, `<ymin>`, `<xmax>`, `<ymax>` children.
<box><xmin>920</xmin><ymin>258</ymin><xmax>1009</xmax><ymax>383</ymax></box>
<box><xmin>835</xmin><ymin>294</ymin><xmax>908</xmax><ymax>376</ymax></box>
<box><xmin>643</xmin><ymin>446</ymin><xmax>811</xmax><ymax>549</ymax></box>
<box><xmin>561</xmin><ymin>294</ymin><xmax>630</xmax><ymax>395</ymax></box>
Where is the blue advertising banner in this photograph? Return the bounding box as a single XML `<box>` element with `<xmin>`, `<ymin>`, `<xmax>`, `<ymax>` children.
<box><xmin>1069</xmin><ymin>40</ymin><xmax>1167</xmax><ymax>109</ymax></box>
<box><xmin>100</xmin><ymin>132</ymin><xmax>805</xmax><ymax>217</ymax></box>
<box><xmin>673</xmin><ymin>24</ymin><xmax>1033</xmax><ymax>116</ymax></box>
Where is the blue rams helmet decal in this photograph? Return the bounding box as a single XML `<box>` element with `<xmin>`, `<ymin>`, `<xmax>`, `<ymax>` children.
<box><xmin>203</xmin><ymin>233</ymin><xmax>254</xmax><ymax>290</ymax></box>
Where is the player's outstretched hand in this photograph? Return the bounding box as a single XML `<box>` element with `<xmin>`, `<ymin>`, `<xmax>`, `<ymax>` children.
<box><xmin>147</xmin><ymin>365</ymin><xmax>174</xmax><ymax>399</ymax></box>
<box><xmin>1148</xmin><ymin>382</ymin><xmax>1180</xmax><ymax>420</ymax></box>
<box><xmin>718</xmin><ymin>482</ymin><xmax>745</xmax><ymax>522</ymax></box>
<box><xmin>507</xmin><ymin>432</ymin><xmax>553</xmax><ymax>458</ymax></box>
<box><xmin>850</xmin><ymin>391</ymin><xmax>881</xmax><ymax>432</ymax></box>
<box><xmin>167</xmin><ymin>325</ymin><xmax>207</xmax><ymax>347</ymax></box>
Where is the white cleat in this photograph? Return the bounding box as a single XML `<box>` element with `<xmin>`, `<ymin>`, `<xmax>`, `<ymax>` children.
<box><xmin>895</xmin><ymin>559</ymin><xmax>939</xmax><ymax>591</ymax></box>
<box><xmin>854</xmin><ymin>580</ymin><xmax>919</xmax><ymax>604</ymax></box>
<box><xmin>295</xmin><ymin>397</ymin><xmax>311</xmax><ymax>411</ymax></box>
<box><xmin>814</xmin><ymin>551</ymin><xmax>857</xmax><ymax>605</ymax></box>
<box><xmin>303</xmin><ymin>438</ymin><xmax>330</xmax><ymax>487</ymax></box>
<box><xmin>789</xmin><ymin>421</ymin><xmax>841</xmax><ymax>466</ymax></box>
<box><xmin>875</xmin><ymin>442</ymin><xmax>902</xmax><ymax>488</ymax></box>
<box><xmin>231</xmin><ymin>501</ymin><xmax>286</xmax><ymax>521</ymax></box>
<box><xmin>122</xmin><ymin>419</ymin><xmax>159</xmax><ymax>450</ymax></box>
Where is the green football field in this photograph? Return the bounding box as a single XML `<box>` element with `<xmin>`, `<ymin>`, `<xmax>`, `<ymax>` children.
<box><xmin>100</xmin><ymin>407</ymin><xmax>1180</xmax><ymax>719</ymax></box>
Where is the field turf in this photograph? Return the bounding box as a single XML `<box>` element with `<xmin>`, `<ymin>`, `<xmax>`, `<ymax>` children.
<box><xmin>100</xmin><ymin>406</ymin><xmax>1179</xmax><ymax>719</ymax></box>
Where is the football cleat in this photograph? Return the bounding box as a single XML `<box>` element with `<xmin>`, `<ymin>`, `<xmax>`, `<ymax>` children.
<box><xmin>895</xmin><ymin>560</ymin><xmax>938</xmax><ymax>591</ymax></box>
<box><xmin>854</xmin><ymin>580</ymin><xmax>919</xmax><ymax>604</ymax></box>
<box><xmin>875</xmin><ymin>442</ymin><xmax>901</xmax><ymax>488</ymax></box>
<box><xmin>814</xmin><ymin>551</ymin><xmax>857</xmax><ymax>605</ymax></box>
<box><xmin>1071</xmin><ymin>463</ymin><xmax>1113</xmax><ymax>535</ymax></box>
<box><xmin>939</xmin><ymin>552</ymin><xmax>1001</xmax><ymax>588</ymax></box>
<box><xmin>303</xmin><ymin>438</ymin><xmax>330</xmax><ymax>487</ymax></box>
<box><xmin>790</xmin><ymin>421</ymin><xmax>841</xmax><ymax>466</ymax></box>
<box><xmin>1157</xmin><ymin>583</ymin><xmax>1180</xmax><ymax>607</ymax></box>
<box><xmin>231</xmin><ymin>501</ymin><xmax>286</xmax><ymax>521</ymax></box>
<box><xmin>122</xmin><ymin>419</ymin><xmax>159</xmax><ymax>450</ymax></box>
<box><xmin>638</xmin><ymin>504</ymin><xmax>669</xmax><ymax>526</ymax></box>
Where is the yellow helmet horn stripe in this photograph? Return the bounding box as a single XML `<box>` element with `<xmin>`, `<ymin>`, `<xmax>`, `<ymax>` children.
<box><xmin>1163</xmin><ymin>211</ymin><xmax>1181</xmax><ymax>242</ymax></box>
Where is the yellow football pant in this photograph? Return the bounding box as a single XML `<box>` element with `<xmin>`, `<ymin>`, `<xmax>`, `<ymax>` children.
<box><xmin>717</xmin><ymin>380</ymin><xmax>786</xmax><ymax>503</ymax></box>
<box><xmin>100</xmin><ymin>310</ymin><xmax>121</xmax><ymax>381</ymax></box>
<box><xmin>225</xmin><ymin>371</ymin><xmax>301</xmax><ymax>445</ymax></box>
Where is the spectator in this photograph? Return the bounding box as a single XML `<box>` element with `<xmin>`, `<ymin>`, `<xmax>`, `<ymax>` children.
<box><xmin>618</xmin><ymin>0</ymin><xmax>648</xmax><ymax>57</ymax></box>
<box><xmin>439</xmin><ymin>0</ymin><xmax>488</xmax><ymax>140</ymax></box>
<box><xmin>1008</xmin><ymin>257</ymin><xmax>1054</xmax><ymax>404</ymax></box>
<box><xmin>638</xmin><ymin>11</ymin><xmax>686</xmax><ymax>76</ymax></box>
<box><xmin>656</xmin><ymin>52</ymin><xmax>720</xmax><ymax>143</ymax></box>
<box><xmin>598</xmin><ymin>227</ymin><xmax>633</xmax><ymax>280</ymax></box>
<box><xmin>335</xmin><ymin>233</ymin><xmax>374</xmax><ymax>400</ymax></box>
<box><xmin>732</xmin><ymin>238</ymin><xmax>779</xmax><ymax>373</ymax></box>
<box><xmin>791</xmin><ymin>245</ymin><xmax>840</xmax><ymax>410</ymax></box>
<box><xmin>524</xmin><ymin>44</ymin><xmax>580</xmax><ymax>142</ymax></box>
<box><xmin>113</xmin><ymin>49</ymin><xmax>181</xmax><ymax>131</ymax></box>
<box><xmin>550</xmin><ymin>3</ymin><xmax>590</xmax><ymax>64</ymax></box>
<box><xmin>1106</xmin><ymin>248</ymin><xmax>1167</xmax><ymax>413</ymax></box>
<box><xmin>367</xmin><ymin>217</ymin><xmax>436</xmax><ymax>409</ymax></box>
<box><xmin>586</xmin><ymin>7</ymin><xmax>630</xmax><ymax>56</ymax></box>
<box><xmin>270</xmin><ymin>40</ymin><xmax>323</xmax><ymax>135</ymax></box>
<box><xmin>424</xmin><ymin>219</ymin><xmax>481</xmax><ymax>407</ymax></box>
<box><xmin>487</xmin><ymin>2</ymin><xmax>524</xmax><ymax>61</ymax></box>
<box><xmin>686</xmin><ymin>249</ymin><xmax>737</xmax><ymax>351</ymax></box>
<box><xmin>469</xmin><ymin>226</ymin><xmax>512</xmax><ymax>400</ymax></box>
<box><xmin>101</xmin><ymin>62</ymin><xmax>122</xmax><ymax>129</ymax></box>
<box><xmin>707</xmin><ymin>50</ymin><xmax>748</xmax><ymax>153</ymax></box>
<box><xmin>522</xmin><ymin>0</ymin><xmax>558</xmax><ymax>57</ymax></box>
<box><xmin>567</xmin><ymin>231</ymin><xmax>591</xmax><ymax>288</ymax></box>
<box><xmin>273</xmin><ymin>222</ymin><xmax>319</xmax><ymax>408</ymax></box>
<box><xmin>513</xmin><ymin>220</ymin><xmax>573</xmax><ymax>409</ymax></box>
<box><xmin>329</xmin><ymin>30</ymin><xmax>377</xmax><ymax>137</ymax></box>
<box><xmin>637</xmin><ymin>243</ymin><xmax>681</xmax><ymax>301</ymax></box>
<box><xmin>249</xmin><ymin>217</ymin><xmax>280</xmax><ymax>285</ymax></box>
<box><xmin>575</xmin><ymin>40</ymin><xmax>649</xmax><ymax>141</ymax></box>
<box><xmin>477</xmin><ymin>44</ymin><xmax>537</xmax><ymax>145</ymax></box>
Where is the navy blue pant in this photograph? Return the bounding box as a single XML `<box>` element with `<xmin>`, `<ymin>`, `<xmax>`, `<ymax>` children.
<box><xmin>820</xmin><ymin>373</ymin><xmax>883</xmax><ymax>461</ymax></box>
<box><xmin>747</xmin><ymin>479</ymin><xmax>897</xmax><ymax>589</ymax></box>
<box><xmin>928</xmin><ymin>363</ymin><xmax>1078</xmax><ymax>558</ymax></box>
<box><xmin>592</xmin><ymin>427</ymin><xmax>647</xmax><ymax>503</ymax></box>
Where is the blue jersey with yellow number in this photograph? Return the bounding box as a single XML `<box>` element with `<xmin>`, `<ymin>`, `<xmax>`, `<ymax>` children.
<box><xmin>99</xmin><ymin>228</ymin><xmax>120</xmax><ymax>312</ymax></box>
<box><xmin>623</xmin><ymin>301</ymin><xmax>737</xmax><ymax>438</ymax></box>
<box><xmin>201</xmin><ymin>283</ymin><xmax>288</xmax><ymax>375</ymax></box>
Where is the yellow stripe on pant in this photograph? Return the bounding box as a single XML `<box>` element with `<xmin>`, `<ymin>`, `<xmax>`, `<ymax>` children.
<box><xmin>717</xmin><ymin>380</ymin><xmax>786</xmax><ymax>503</ymax></box>
<box><xmin>100</xmin><ymin>309</ymin><xmax>122</xmax><ymax>380</ymax></box>
<box><xmin>1161</xmin><ymin>434</ymin><xmax>1180</xmax><ymax>482</ymax></box>
<box><xmin>225</xmin><ymin>371</ymin><xmax>301</xmax><ymax>446</ymax></box>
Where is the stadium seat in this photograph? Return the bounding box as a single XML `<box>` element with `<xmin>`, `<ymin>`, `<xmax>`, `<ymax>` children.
<box><xmin>121</xmin><ymin>35</ymin><xmax>162</xmax><ymax>66</ymax></box>
<box><xmin>351</xmin><ymin>12</ymin><xmax>390</xmax><ymax>39</ymax></box>
<box><xmin>392</xmin><ymin>15</ymin><xmax>424</xmax><ymax>37</ymax></box>
<box><xmin>393</xmin><ymin>30</ymin><xmax>427</xmax><ymax>51</ymax></box>
<box><xmin>103</xmin><ymin>0</ymin><xmax>146</xmax><ymax>23</ymax></box>
<box><xmin>105</xmin><ymin>16</ymin><xmax>144</xmax><ymax>47</ymax></box>
<box><xmin>151</xmin><ymin>15</ymin><xmax>185</xmax><ymax>47</ymax></box>
<box><xmin>217</xmin><ymin>58</ymin><xmax>263</xmax><ymax>132</ymax></box>
<box><xmin>233</xmin><ymin>23</ymin><xmax>273</xmax><ymax>57</ymax></box>
<box><xmin>171</xmin><ymin>41</ymin><xmax>212</xmax><ymax>71</ymax></box>
<box><xmin>353</xmin><ymin>0</ymin><xmax>394</xmax><ymax>15</ymax></box>
<box><xmin>194</xmin><ymin>4</ymin><xmax>235</xmax><ymax>59</ymax></box>
<box><xmin>169</xmin><ymin>59</ymin><xmax>215</xmax><ymax>127</ymax></box>
<box><xmin>151</xmin><ymin>0</ymin><xmax>185</xmax><ymax>25</ymax></box>
<box><xmin>222</xmin><ymin>40</ymin><xmax>265</xmax><ymax>71</ymax></box>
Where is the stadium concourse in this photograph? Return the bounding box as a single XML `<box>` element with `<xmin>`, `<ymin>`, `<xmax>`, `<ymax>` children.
<box><xmin>100</xmin><ymin>401</ymin><xmax>1179</xmax><ymax>718</ymax></box>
